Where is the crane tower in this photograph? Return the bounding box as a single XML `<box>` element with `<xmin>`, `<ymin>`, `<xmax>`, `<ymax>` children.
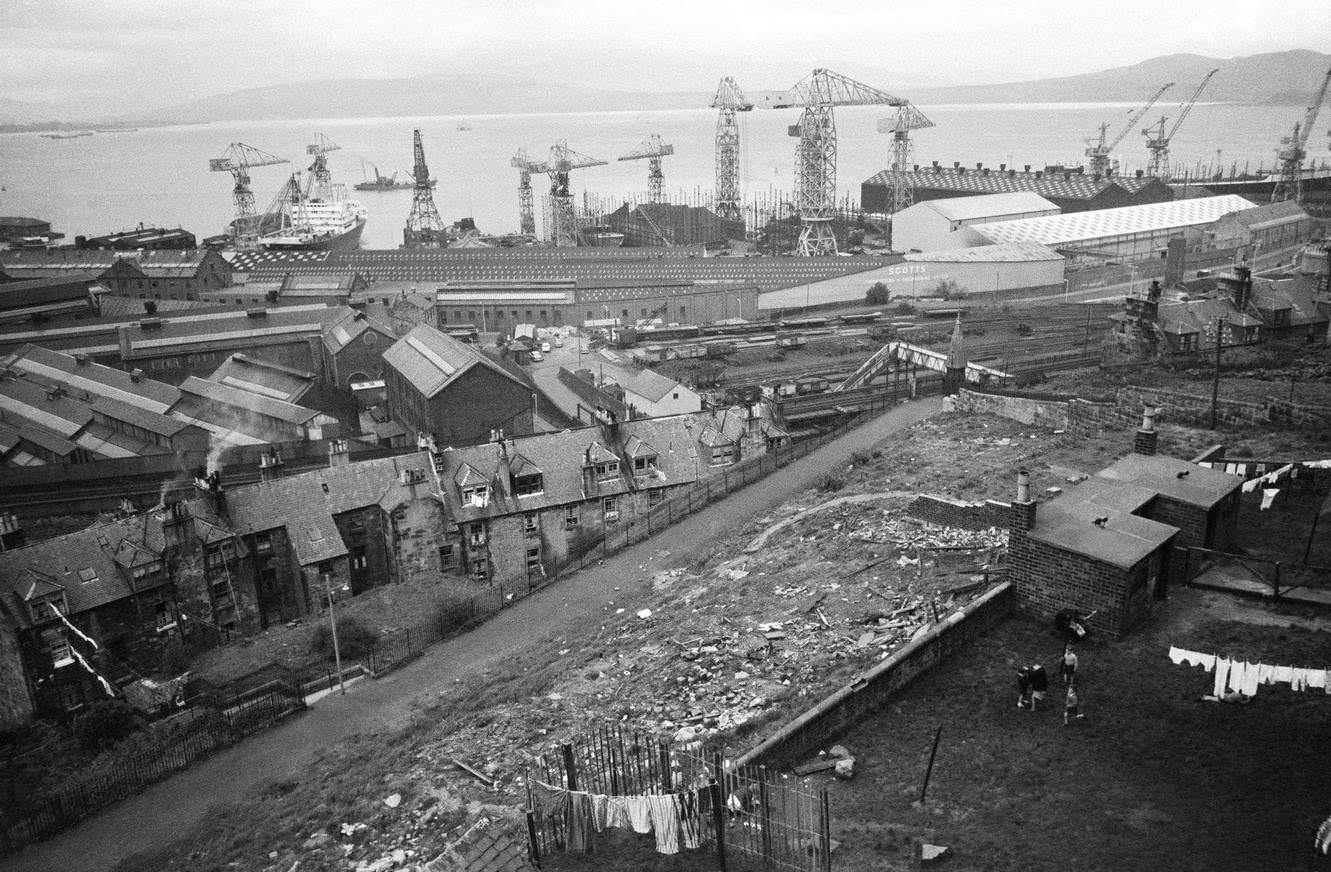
<box><xmin>1084</xmin><ymin>83</ymin><xmax>1173</xmax><ymax>177</ymax></box>
<box><xmin>511</xmin><ymin>148</ymin><xmax>540</xmax><ymax>237</ymax></box>
<box><xmin>404</xmin><ymin>129</ymin><xmax>446</xmax><ymax>248</ymax></box>
<box><xmin>1141</xmin><ymin>70</ymin><xmax>1218</xmax><ymax>180</ymax></box>
<box><xmin>1271</xmin><ymin>67</ymin><xmax>1331</xmax><ymax>204</ymax></box>
<box><xmin>877</xmin><ymin>102</ymin><xmax>935</xmax><ymax>212</ymax></box>
<box><xmin>305</xmin><ymin>133</ymin><xmax>341</xmax><ymax>186</ymax></box>
<box><xmin>711</xmin><ymin>77</ymin><xmax>753</xmax><ymax>222</ymax></box>
<box><xmin>618</xmin><ymin>135</ymin><xmax>675</xmax><ymax>203</ymax></box>
<box><xmin>207</xmin><ymin>142</ymin><xmax>289</xmax><ymax>248</ymax></box>
<box><xmin>542</xmin><ymin>141</ymin><xmax>607</xmax><ymax>247</ymax></box>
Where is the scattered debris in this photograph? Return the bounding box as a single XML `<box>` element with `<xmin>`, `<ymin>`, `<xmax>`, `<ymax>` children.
<box><xmin>382</xmin><ymin>793</ymin><xmax>402</xmax><ymax>809</ymax></box>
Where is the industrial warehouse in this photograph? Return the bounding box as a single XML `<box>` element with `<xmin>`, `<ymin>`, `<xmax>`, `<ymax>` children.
<box><xmin>1</xmin><ymin>22</ymin><xmax>1331</xmax><ymax>872</ymax></box>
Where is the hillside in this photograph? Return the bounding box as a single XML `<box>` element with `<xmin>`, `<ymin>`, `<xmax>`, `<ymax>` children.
<box><xmin>908</xmin><ymin>49</ymin><xmax>1331</xmax><ymax>105</ymax></box>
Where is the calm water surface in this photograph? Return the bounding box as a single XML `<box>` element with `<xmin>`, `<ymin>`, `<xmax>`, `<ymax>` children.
<box><xmin>0</xmin><ymin>102</ymin><xmax>1314</xmax><ymax>249</ymax></box>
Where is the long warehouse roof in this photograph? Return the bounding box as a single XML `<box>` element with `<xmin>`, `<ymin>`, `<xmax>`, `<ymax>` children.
<box><xmin>970</xmin><ymin>195</ymin><xmax>1256</xmax><ymax>246</ymax></box>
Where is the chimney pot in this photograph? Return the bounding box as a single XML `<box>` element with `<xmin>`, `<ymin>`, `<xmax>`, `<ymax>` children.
<box><xmin>1017</xmin><ymin>468</ymin><xmax>1031</xmax><ymax>503</ymax></box>
<box><xmin>1011</xmin><ymin>468</ymin><xmax>1037</xmax><ymax>533</ymax></box>
<box><xmin>130</xmin><ymin>368</ymin><xmax>144</xmax><ymax>382</ymax></box>
<box><xmin>1024</xmin><ymin>164</ymin><xmax>1031</xmax><ymax>173</ymax></box>
<box><xmin>1133</xmin><ymin>408</ymin><xmax>1159</xmax><ymax>455</ymax></box>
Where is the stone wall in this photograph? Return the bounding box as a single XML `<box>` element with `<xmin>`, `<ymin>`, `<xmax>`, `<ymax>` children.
<box><xmin>907</xmin><ymin>494</ymin><xmax>1011</xmax><ymax>531</ymax></box>
<box><xmin>0</xmin><ymin>616</ymin><xmax>34</xmax><ymax>729</ymax></box>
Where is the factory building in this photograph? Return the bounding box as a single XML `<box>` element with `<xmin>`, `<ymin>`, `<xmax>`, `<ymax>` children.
<box><xmin>968</xmin><ymin>195</ymin><xmax>1257</xmax><ymax>263</ymax></box>
<box><xmin>382</xmin><ymin>324</ymin><xmax>534</xmax><ymax>445</ymax></box>
<box><xmin>0</xmin><ymin>217</ymin><xmax>53</xmax><ymax>241</ymax></box>
<box><xmin>863</xmin><ymin>164</ymin><xmax>1173</xmax><ymax>214</ymax></box>
<box><xmin>435</xmin><ymin>278</ymin><xmax>760</xmax><ymax>329</ymax></box>
<box><xmin>0</xmin><ymin>249</ymin><xmax>232</xmax><ymax>301</ymax></box>
<box><xmin>174</xmin><ymin>377</ymin><xmax>339</xmax><ymax>447</ymax></box>
<box><xmin>890</xmin><ymin>192</ymin><xmax>1060</xmax><ymax>252</ymax></box>
<box><xmin>603</xmin><ymin>203</ymin><xmax>746</xmax><ymax>248</ymax></box>
<box><xmin>320</xmin><ymin>308</ymin><xmax>397</xmax><ymax>389</ymax></box>
<box><xmin>0</xmin><ymin>275</ymin><xmax>105</xmax><ymax>326</ymax></box>
<box><xmin>75</xmin><ymin>226</ymin><xmax>197</xmax><ymax>251</ymax></box>
<box><xmin>1206</xmin><ymin>200</ymin><xmax>1316</xmax><ymax>254</ymax></box>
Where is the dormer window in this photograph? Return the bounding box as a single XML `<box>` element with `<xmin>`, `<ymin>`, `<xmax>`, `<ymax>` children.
<box><xmin>594</xmin><ymin>461</ymin><xmax>619</xmax><ymax>481</ymax></box>
<box><xmin>42</xmin><ymin>628</ymin><xmax>73</xmax><ymax>668</ymax></box>
<box><xmin>633</xmin><ymin>454</ymin><xmax>658</xmax><ymax>475</ymax></box>
<box><xmin>30</xmin><ymin>596</ymin><xmax>66</xmax><ymax>624</ymax></box>
<box><xmin>513</xmin><ymin>473</ymin><xmax>544</xmax><ymax>497</ymax></box>
<box><xmin>462</xmin><ymin>485</ymin><xmax>489</xmax><ymax>508</ymax></box>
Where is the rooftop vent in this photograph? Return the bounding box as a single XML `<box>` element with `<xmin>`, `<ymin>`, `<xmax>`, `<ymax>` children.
<box><xmin>953</xmin><ymin>161</ymin><xmax>960</xmax><ymax>169</ymax></box>
<box><xmin>139</xmin><ymin>317</ymin><xmax>162</xmax><ymax>330</ymax></box>
<box><xmin>130</xmin><ymin>368</ymin><xmax>144</xmax><ymax>382</ymax></box>
<box><xmin>999</xmin><ymin>163</ymin><xmax>1007</xmax><ymax>171</ymax></box>
<box><xmin>1135</xmin><ymin>169</ymin><xmax>1144</xmax><ymax>178</ymax></box>
<box><xmin>976</xmin><ymin>162</ymin><xmax>983</xmax><ymax>170</ymax></box>
<box><xmin>1024</xmin><ymin>164</ymin><xmax>1031</xmax><ymax>173</ymax></box>
<box><xmin>245</xmin><ymin>307</ymin><xmax>267</xmax><ymax>318</ymax></box>
<box><xmin>74</xmin><ymin>353</ymin><xmax>88</xmax><ymax>366</ymax></box>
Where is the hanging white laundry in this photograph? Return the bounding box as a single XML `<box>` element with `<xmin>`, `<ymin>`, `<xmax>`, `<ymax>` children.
<box><xmin>1242</xmin><ymin>663</ymin><xmax>1262</xmax><ymax>696</ymax></box>
<box><xmin>1272</xmin><ymin>665</ymin><xmax>1293</xmax><ymax>684</ymax></box>
<box><xmin>1260</xmin><ymin>488</ymin><xmax>1280</xmax><ymax>511</ymax></box>
<box><xmin>1227</xmin><ymin>660</ymin><xmax>1246</xmax><ymax>694</ymax></box>
<box><xmin>1309</xmin><ymin>669</ymin><xmax>1328</xmax><ymax>690</ymax></box>
<box><xmin>1213</xmin><ymin>658</ymin><xmax>1231</xmax><ymax>697</ymax></box>
<box><xmin>1292</xmin><ymin>669</ymin><xmax>1309</xmax><ymax>692</ymax></box>
<box><xmin>1169</xmin><ymin>646</ymin><xmax>1186</xmax><ymax>665</ymax></box>
<box><xmin>1181</xmin><ymin>650</ymin><xmax>1216</xmax><ymax>670</ymax></box>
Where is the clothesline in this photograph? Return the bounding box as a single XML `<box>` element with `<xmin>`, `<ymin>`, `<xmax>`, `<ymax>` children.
<box><xmin>529</xmin><ymin>778</ymin><xmax>703</xmax><ymax>855</ymax></box>
<box><xmin>1168</xmin><ymin>646</ymin><xmax>1331</xmax><ymax>698</ymax></box>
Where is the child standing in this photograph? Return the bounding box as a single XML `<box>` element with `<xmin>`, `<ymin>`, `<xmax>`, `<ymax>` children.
<box><xmin>1061</xmin><ymin>643</ymin><xmax>1078</xmax><ymax>685</ymax></box>
<box><xmin>1029</xmin><ymin>663</ymin><xmax>1049</xmax><ymax>710</ymax></box>
<box><xmin>1016</xmin><ymin>666</ymin><xmax>1033</xmax><ymax>709</ymax></box>
<box><xmin>1064</xmin><ymin>685</ymin><xmax>1084</xmax><ymax>725</ymax></box>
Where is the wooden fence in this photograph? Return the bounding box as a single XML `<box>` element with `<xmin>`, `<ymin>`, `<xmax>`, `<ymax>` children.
<box><xmin>527</xmin><ymin>723</ymin><xmax>833</xmax><ymax>872</ymax></box>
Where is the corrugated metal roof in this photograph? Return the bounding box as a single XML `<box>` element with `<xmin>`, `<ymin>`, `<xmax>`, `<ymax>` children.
<box><xmin>7</xmin><ymin>344</ymin><xmax>180</xmax><ymax>412</ymax></box>
<box><xmin>178</xmin><ymin>376</ymin><xmax>320</xmax><ymax>426</ymax></box>
<box><xmin>904</xmin><ymin>242</ymin><xmax>1065</xmax><ymax>263</ymax></box>
<box><xmin>920</xmin><ymin>192</ymin><xmax>1059</xmax><ymax>222</ymax></box>
<box><xmin>867</xmin><ymin>167</ymin><xmax>1165</xmax><ymax>201</ymax></box>
<box><xmin>971</xmin><ymin>195</ymin><xmax>1256</xmax><ymax>246</ymax></box>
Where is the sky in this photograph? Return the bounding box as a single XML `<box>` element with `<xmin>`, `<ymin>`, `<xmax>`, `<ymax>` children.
<box><xmin>2</xmin><ymin>0</ymin><xmax>1330</xmax><ymax>116</ymax></box>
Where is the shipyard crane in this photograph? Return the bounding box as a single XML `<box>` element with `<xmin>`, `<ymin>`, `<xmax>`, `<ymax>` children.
<box><xmin>1270</xmin><ymin>66</ymin><xmax>1331</xmax><ymax>204</ymax></box>
<box><xmin>1142</xmin><ymin>69</ymin><xmax>1218</xmax><ymax>180</ymax></box>
<box><xmin>511</xmin><ymin>148</ymin><xmax>541</xmax><ymax>237</ymax></box>
<box><xmin>542</xmin><ymin>141</ymin><xmax>607</xmax><ymax>247</ymax></box>
<box><xmin>1084</xmin><ymin>82</ymin><xmax>1173</xmax><ymax>177</ymax></box>
<box><xmin>207</xmin><ymin>142</ymin><xmax>289</xmax><ymax>247</ymax></box>
<box><xmin>404</xmin><ymin>129</ymin><xmax>446</xmax><ymax>248</ymax></box>
<box><xmin>618</xmin><ymin>135</ymin><xmax>675</xmax><ymax>203</ymax></box>
<box><xmin>711</xmin><ymin>77</ymin><xmax>753</xmax><ymax>222</ymax></box>
<box><xmin>768</xmin><ymin>69</ymin><xmax>905</xmax><ymax>256</ymax></box>
<box><xmin>305</xmin><ymin>133</ymin><xmax>341</xmax><ymax>186</ymax></box>
<box><xmin>876</xmin><ymin>102</ymin><xmax>935</xmax><ymax>213</ymax></box>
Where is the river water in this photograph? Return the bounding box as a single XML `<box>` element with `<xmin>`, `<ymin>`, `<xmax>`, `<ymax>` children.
<box><xmin>0</xmin><ymin>102</ymin><xmax>1317</xmax><ymax>249</ymax></box>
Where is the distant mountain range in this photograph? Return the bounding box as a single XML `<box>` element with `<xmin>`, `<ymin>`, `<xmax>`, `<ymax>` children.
<box><xmin>3</xmin><ymin>49</ymin><xmax>1327</xmax><ymax>127</ymax></box>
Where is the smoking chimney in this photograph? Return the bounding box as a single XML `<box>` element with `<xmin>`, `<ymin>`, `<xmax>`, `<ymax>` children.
<box><xmin>1011</xmin><ymin>468</ymin><xmax>1036</xmax><ymax>533</ymax></box>
<box><xmin>1133</xmin><ymin>406</ymin><xmax>1158</xmax><ymax>456</ymax></box>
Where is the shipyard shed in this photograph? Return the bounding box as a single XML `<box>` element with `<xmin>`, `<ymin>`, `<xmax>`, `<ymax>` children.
<box><xmin>969</xmin><ymin>195</ymin><xmax>1256</xmax><ymax>262</ymax></box>
<box><xmin>174</xmin><ymin>376</ymin><xmax>338</xmax><ymax>446</ymax></box>
<box><xmin>382</xmin><ymin>323</ymin><xmax>534</xmax><ymax>445</ymax></box>
<box><xmin>0</xmin><ymin>217</ymin><xmax>52</xmax><ymax>240</ymax></box>
<box><xmin>890</xmin><ymin>192</ymin><xmax>1060</xmax><ymax>252</ymax></box>
<box><xmin>1206</xmin><ymin>199</ymin><xmax>1315</xmax><ymax>253</ymax></box>
<box><xmin>0</xmin><ymin>275</ymin><xmax>104</xmax><ymax>326</ymax></box>
<box><xmin>900</xmin><ymin>243</ymin><xmax>1066</xmax><ymax>296</ymax></box>
<box><xmin>863</xmin><ymin>165</ymin><xmax>1173</xmax><ymax>214</ymax></box>
<box><xmin>603</xmin><ymin>203</ymin><xmax>746</xmax><ymax>248</ymax></box>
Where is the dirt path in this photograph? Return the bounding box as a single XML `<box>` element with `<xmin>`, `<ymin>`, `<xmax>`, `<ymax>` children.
<box><xmin>3</xmin><ymin>398</ymin><xmax>941</xmax><ymax>872</ymax></box>
<box><xmin>742</xmin><ymin>491</ymin><xmax>917</xmax><ymax>554</ymax></box>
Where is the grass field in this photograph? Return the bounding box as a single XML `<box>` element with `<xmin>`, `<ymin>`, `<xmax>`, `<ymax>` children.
<box><xmin>821</xmin><ymin>587</ymin><xmax>1331</xmax><ymax>872</ymax></box>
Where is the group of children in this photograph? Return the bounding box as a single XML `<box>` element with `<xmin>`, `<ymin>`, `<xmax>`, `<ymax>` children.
<box><xmin>1017</xmin><ymin>643</ymin><xmax>1084</xmax><ymax>725</ymax></box>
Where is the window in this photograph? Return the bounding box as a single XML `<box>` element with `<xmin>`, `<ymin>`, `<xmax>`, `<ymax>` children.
<box><xmin>255</xmin><ymin>532</ymin><xmax>273</xmax><ymax>553</ymax></box>
<box><xmin>463</xmin><ymin>485</ymin><xmax>489</xmax><ymax>508</ymax></box>
<box><xmin>586</xmin><ymin>311</ymin><xmax>593</xmax><ymax>321</ymax></box>
<box><xmin>710</xmin><ymin>444</ymin><xmax>739</xmax><ymax>466</ymax></box>
<box><xmin>439</xmin><ymin>544</ymin><xmax>457</xmax><ymax>569</ymax></box>
<box><xmin>648</xmin><ymin>488</ymin><xmax>664</xmax><ymax>506</ymax></box>
<box><xmin>77</xmin><ymin>567</ymin><xmax>99</xmax><ymax>585</ymax></box>
<box><xmin>525</xmin><ymin>310</ymin><xmax>533</xmax><ymax>320</ymax></box>
<box><xmin>514</xmin><ymin>473</ymin><xmax>543</xmax><ymax>497</ymax></box>
<box><xmin>672</xmin><ymin>393</ymin><xmax>679</xmax><ymax>400</ymax></box>
<box><xmin>211</xmin><ymin>579</ymin><xmax>231</xmax><ymax>602</ymax></box>
<box><xmin>641</xmin><ymin>308</ymin><xmax>648</xmax><ymax>318</ymax></box>
<box><xmin>471</xmin><ymin>558</ymin><xmax>488</xmax><ymax>580</ymax></box>
<box><xmin>526</xmin><ymin>546</ymin><xmax>541</xmax><ymax>572</ymax></box>
<box><xmin>621</xmin><ymin>309</ymin><xmax>628</xmax><ymax>318</ymax></box>
<box><xmin>132</xmin><ymin>561</ymin><xmax>163</xmax><ymax>582</ymax></box>
<box><xmin>564</xmin><ymin>506</ymin><xmax>579</xmax><ymax>530</ymax></box>
<box><xmin>594</xmin><ymin>461</ymin><xmax>619</xmax><ymax>480</ymax></box>
<box><xmin>633</xmin><ymin>454</ymin><xmax>658</xmax><ymax>474</ymax></box>
<box><xmin>440</xmin><ymin>310</ymin><xmax>449</xmax><ymax>323</ymax></box>
<box><xmin>30</xmin><ymin>597</ymin><xmax>63</xmax><ymax>623</ymax></box>
<box><xmin>602</xmin><ymin>496</ymin><xmax>619</xmax><ymax>521</ymax></box>
<box><xmin>42</xmin><ymin>629</ymin><xmax>73</xmax><ymax>667</ymax></box>
<box><xmin>351</xmin><ymin>546</ymin><xmax>368</xmax><ymax>571</ymax></box>
<box><xmin>468</xmin><ymin>521</ymin><xmax>486</xmax><ymax>546</ymax></box>
<box><xmin>154</xmin><ymin>600</ymin><xmax>176</xmax><ymax>631</ymax></box>
<box><xmin>523</xmin><ymin>512</ymin><xmax>538</xmax><ymax>534</ymax></box>
<box><xmin>679</xmin><ymin>306</ymin><xmax>686</xmax><ymax>320</ymax></box>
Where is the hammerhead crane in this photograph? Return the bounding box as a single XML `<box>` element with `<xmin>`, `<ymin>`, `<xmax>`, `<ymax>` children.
<box><xmin>877</xmin><ymin>102</ymin><xmax>935</xmax><ymax>212</ymax></box>
<box><xmin>540</xmin><ymin>141</ymin><xmax>607</xmax><ymax>247</ymax></box>
<box><xmin>1142</xmin><ymin>69</ymin><xmax>1218</xmax><ymax>180</ymax></box>
<box><xmin>1084</xmin><ymin>82</ymin><xmax>1173</xmax><ymax>177</ymax></box>
<box><xmin>305</xmin><ymin>133</ymin><xmax>341</xmax><ymax>186</ymax></box>
<box><xmin>1271</xmin><ymin>66</ymin><xmax>1331</xmax><ymax>204</ymax></box>
<box><xmin>619</xmin><ymin>135</ymin><xmax>674</xmax><ymax>203</ymax></box>
<box><xmin>208</xmin><ymin>142</ymin><xmax>289</xmax><ymax>247</ymax></box>
<box><xmin>711</xmin><ymin>77</ymin><xmax>753</xmax><ymax>222</ymax></box>
<box><xmin>511</xmin><ymin>148</ymin><xmax>541</xmax><ymax>236</ymax></box>
<box><xmin>768</xmin><ymin>68</ymin><xmax>905</xmax><ymax>256</ymax></box>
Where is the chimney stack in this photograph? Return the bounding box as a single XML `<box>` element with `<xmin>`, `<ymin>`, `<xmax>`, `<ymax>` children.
<box><xmin>1011</xmin><ymin>468</ymin><xmax>1036</xmax><ymax>533</ymax></box>
<box><xmin>328</xmin><ymin>439</ymin><xmax>350</xmax><ymax>467</ymax></box>
<box><xmin>1133</xmin><ymin>406</ymin><xmax>1158</xmax><ymax>456</ymax></box>
<box><xmin>259</xmin><ymin>447</ymin><xmax>285</xmax><ymax>482</ymax></box>
<box><xmin>0</xmin><ymin>511</ymin><xmax>25</xmax><ymax>552</ymax></box>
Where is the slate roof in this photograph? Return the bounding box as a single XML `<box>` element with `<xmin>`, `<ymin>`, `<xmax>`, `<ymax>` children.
<box><xmin>89</xmin><ymin>395</ymin><xmax>193</xmax><ymax>438</ymax></box>
<box><xmin>178</xmin><ymin>377</ymin><xmax>323</xmax><ymax>426</ymax></box>
<box><xmin>0</xmin><ymin>377</ymin><xmax>94</xmax><ymax>437</ymax></box>
<box><xmin>555</xmin><ymin>368</ymin><xmax>628</xmax><ymax>420</ymax></box>
<box><xmin>1250</xmin><ymin>277</ymin><xmax>1325</xmax><ymax>326</ymax></box>
<box><xmin>1096</xmin><ymin>453</ymin><xmax>1241</xmax><ymax>510</ymax></box>
<box><xmin>0</xmin><ymin>276</ymin><xmax>98</xmax><ymax>312</ymax></box>
<box><xmin>4</xmin><ymin>343</ymin><xmax>180</xmax><ymax>412</ymax></box>
<box><xmin>970</xmin><ymin>195</ymin><xmax>1256</xmax><ymax>246</ymax></box>
<box><xmin>322</xmin><ymin>307</ymin><xmax>395</xmax><ymax>355</ymax></box>
<box><xmin>615</xmin><ymin>368</ymin><xmax>686</xmax><ymax>404</ymax></box>
<box><xmin>382</xmin><ymin>323</ymin><xmax>522</xmax><ymax>400</ymax></box>
<box><xmin>206</xmin><ymin>353</ymin><xmax>317</xmax><ymax>405</ymax></box>
<box><xmin>1156</xmin><ymin>298</ymin><xmax>1263</xmax><ymax>339</ymax></box>
<box><xmin>209</xmin><ymin>451</ymin><xmax>439</xmax><ymax>566</ymax></box>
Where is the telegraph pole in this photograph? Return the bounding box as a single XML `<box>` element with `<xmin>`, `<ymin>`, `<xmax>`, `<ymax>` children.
<box><xmin>1209</xmin><ymin>317</ymin><xmax>1224</xmax><ymax>430</ymax></box>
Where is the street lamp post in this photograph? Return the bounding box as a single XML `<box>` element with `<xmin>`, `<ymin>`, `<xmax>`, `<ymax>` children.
<box><xmin>325</xmin><ymin>575</ymin><xmax>345</xmax><ymax>695</ymax></box>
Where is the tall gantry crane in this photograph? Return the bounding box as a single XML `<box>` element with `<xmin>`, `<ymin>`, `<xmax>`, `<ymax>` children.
<box><xmin>542</xmin><ymin>141</ymin><xmax>607</xmax><ymax>247</ymax></box>
<box><xmin>208</xmin><ymin>142</ymin><xmax>289</xmax><ymax>247</ymax></box>
<box><xmin>711</xmin><ymin>77</ymin><xmax>753</xmax><ymax>222</ymax></box>
<box><xmin>305</xmin><ymin>133</ymin><xmax>341</xmax><ymax>186</ymax></box>
<box><xmin>404</xmin><ymin>128</ymin><xmax>446</xmax><ymax>248</ymax></box>
<box><xmin>1084</xmin><ymin>82</ymin><xmax>1173</xmax><ymax>177</ymax></box>
<box><xmin>1142</xmin><ymin>69</ymin><xmax>1218</xmax><ymax>180</ymax></box>
<box><xmin>511</xmin><ymin>148</ymin><xmax>540</xmax><ymax>236</ymax></box>
<box><xmin>768</xmin><ymin>68</ymin><xmax>905</xmax><ymax>256</ymax></box>
<box><xmin>877</xmin><ymin>101</ymin><xmax>935</xmax><ymax>212</ymax></box>
<box><xmin>1271</xmin><ymin>66</ymin><xmax>1331</xmax><ymax>204</ymax></box>
<box><xmin>618</xmin><ymin>135</ymin><xmax>675</xmax><ymax>203</ymax></box>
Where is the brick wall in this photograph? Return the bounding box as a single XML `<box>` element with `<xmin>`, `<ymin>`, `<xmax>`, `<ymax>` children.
<box><xmin>0</xmin><ymin>616</ymin><xmax>34</xmax><ymax>729</ymax></box>
<box><xmin>907</xmin><ymin>494</ymin><xmax>1012</xmax><ymax>530</ymax></box>
<box><xmin>1007</xmin><ymin>529</ymin><xmax>1164</xmax><ymax>638</ymax></box>
<box><xmin>951</xmin><ymin>389</ymin><xmax>1071</xmax><ymax>429</ymax></box>
<box><xmin>735</xmin><ymin>583</ymin><xmax>1014</xmax><ymax>770</ymax></box>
